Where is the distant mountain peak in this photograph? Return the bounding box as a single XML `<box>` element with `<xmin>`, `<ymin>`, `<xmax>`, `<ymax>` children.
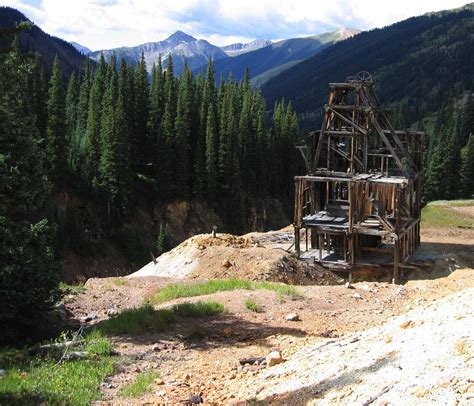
<box><xmin>221</xmin><ymin>38</ymin><xmax>273</xmax><ymax>56</ymax></box>
<box><xmin>165</xmin><ymin>30</ymin><xmax>196</xmax><ymax>43</ymax></box>
<box><xmin>335</xmin><ymin>27</ymin><xmax>360</xmax><ymax>38</ymax></box>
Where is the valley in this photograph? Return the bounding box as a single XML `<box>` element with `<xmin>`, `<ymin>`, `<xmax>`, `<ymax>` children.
<box><xmin>1</xmin><ymin>2</ymin><xmax>474</xmax><ymax>405</ymax></box>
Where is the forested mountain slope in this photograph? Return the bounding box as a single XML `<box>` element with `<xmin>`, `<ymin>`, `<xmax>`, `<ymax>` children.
<box><xmin>261</xmin><ymin>4</ymin><xmax>474</xmax><ymax>202</ymax></box>
<box><xmin>0</xmin><ymin>6</ymin><xmax>89</xmax><ymax>76</ymax></box>
<box><xmin>262</xmin><ymin>4</ymin><xmax>474</xmax><ymax>129</ymax></box>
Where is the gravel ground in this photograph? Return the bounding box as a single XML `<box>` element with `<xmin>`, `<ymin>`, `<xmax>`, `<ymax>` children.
<box><xmin>231</xmin><ymin>286</ymin><xmax>474</xmax><ymax>406</ymax></box>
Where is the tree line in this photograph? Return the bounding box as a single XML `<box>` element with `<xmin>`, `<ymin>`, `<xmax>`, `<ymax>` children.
<box><xmin>60</xmin><ymin>54</ymin><xmax>299</xmax><ymax>232</ymax></box>
<box><xmin>422</xmin><ymin>96</ymin><xmax>474</xmax><ymax>201</ymax></box>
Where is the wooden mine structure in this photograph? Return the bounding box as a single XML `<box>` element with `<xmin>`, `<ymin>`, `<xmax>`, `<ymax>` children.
<box><xmin>294</xmin><ymin>72</ymin><xmax>424</xmax><ymax>283</ymax></box>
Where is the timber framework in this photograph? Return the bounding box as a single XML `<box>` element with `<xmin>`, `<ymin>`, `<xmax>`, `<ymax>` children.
<box><xmin>294</xmin><ymin>71</ymin><xmax>425</xmax><ymax>284</ymax></box>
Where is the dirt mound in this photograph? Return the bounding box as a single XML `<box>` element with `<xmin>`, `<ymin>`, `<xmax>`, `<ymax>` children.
<box><xmin>130</xmin><ymin>230</ymin><xmax>342</xmax><ymax>285</ymax></box>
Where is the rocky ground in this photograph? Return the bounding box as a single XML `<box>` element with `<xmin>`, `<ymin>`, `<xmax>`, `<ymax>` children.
<box><xmin>64</xmin><ymin>223</ymin><xmax>474</xmax><ymax>405</ymax></box>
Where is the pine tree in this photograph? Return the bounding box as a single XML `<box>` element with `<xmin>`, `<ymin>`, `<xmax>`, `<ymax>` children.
<box><xmin>114</xmin><ymin>95</ymin><xmax>130</xmax><ymax>214</ymax></box>
<box><xmin>192</xmin><ymin>72</ymin><xmax>206</xmax><ymax>196</ymax></box>
<box><xmin>0</xmin><ymin>32</ymin><xmax>60</xmax><ymax>342</ymax></box>
<box><xmin>424</xmin><ymin>132</ymin><xmax>457</xmax><ymax>201</ymax></box>
<box><xmin>98</xmin><ymin>61</ymin><xmax>118</xmax><ymax>211</ymax></box>
<box><xmin>239</xmin><ymin>91</ymin><xmax>256</xmax><ymax>195</ymax></box>
<box><xmin>173</xmin><ymin>64</ymin><xmax>194</xmax><ymax>196</ymax></box>
<box><xmin>459</xmin><ymin>134</ymin><xmax>474</xmax><ymax>198</ymax></box>
<box><xmin>205</xmin><ymin>106</ymin><xmax>218</xmax><ymax>201</ymax></box>
<box><xmin>65</xmin><ymin>71</ymin><xmax>80</xmax><ymax>169</ymax></box>
<box><xmin>156</xmin><ymin>223</ymin><xmax>170</xmax><ymax>255</ymax></box>
<box><xmin>30</xmin><ymin>56</ymin><xmax>48</xmax><ymax>139</ymax></box>
<box><xmin>461</xmin><ymin>93</ymin><xmax>474</xmax><ymax>144</ymax></box>
<box><xmin>84</xmin><ymin>54</ymin><xmax>107</xmax><ymax>186</ymax></box>
<box><xmin>155</xmin><ymin>55</ymin><xmax>177</xmax><ymax>199</ymax></box>
<box><xmin>46</xmin><ymin>55</ymin><xmax>67</xmax><ymax>182</ymax></box>
<box><xmin>133</xmin><ymin>53</ymin><xmax>149</xmax><ymax>173</ymax></box>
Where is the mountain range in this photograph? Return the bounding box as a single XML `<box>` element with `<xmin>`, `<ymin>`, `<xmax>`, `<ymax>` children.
<box><xmin>0</xmin><ymin>6</ymin><xmax>359</xmax><ymax>85</ymax></box>
<box><xmin>87</xmin><ymin>27</ymin><xmax>357</xmax><ymax>82</ymax></box>
<box><xmin>204</xmin><ymin>27</ymin><xmax>359</xmax><ymax>87</ymax></box>
<box><xmin>261</xmin><ymin>3</ymin><xmax>474</xmax><ymax>130</ymax></box>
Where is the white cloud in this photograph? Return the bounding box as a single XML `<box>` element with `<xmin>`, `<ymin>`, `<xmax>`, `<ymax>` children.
<box><xmin>1</xmin><ymin>0</ymin><xmax>470</xmax><ymax>50</ymax></box>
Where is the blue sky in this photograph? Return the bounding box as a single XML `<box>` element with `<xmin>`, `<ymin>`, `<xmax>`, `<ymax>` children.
<box><xmin>2</xmin><ymin>0</ymin><xmax>470</xmax><ymax>50</ymax></box>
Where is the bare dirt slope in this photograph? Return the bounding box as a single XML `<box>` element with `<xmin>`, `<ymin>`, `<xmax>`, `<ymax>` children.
<box><xmin>130</xmin><ymin>227</ymin><xmax>342</xmax><ymax>285</ymax></box>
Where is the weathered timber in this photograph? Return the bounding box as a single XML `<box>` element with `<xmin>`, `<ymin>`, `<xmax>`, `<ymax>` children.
<box><xmin>294</xmin><ymin>71</ymin><xmax>424</xmax><ymax>284</ymax></box>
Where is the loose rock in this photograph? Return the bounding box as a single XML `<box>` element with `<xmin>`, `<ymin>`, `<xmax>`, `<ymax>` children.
<box><xmin>222</xmin><ymin>259</ymin><xmax>233</xmax><ymax>268</ymax></box>
<box><xmin>285</xmin><ymin>313</ymin><xmax>300</xmax><ymax>321</ymax></box>
<box><xmin>266</xmin><ymin>351</ymin><xmax>285</xmax><ymax>367</ymax></box>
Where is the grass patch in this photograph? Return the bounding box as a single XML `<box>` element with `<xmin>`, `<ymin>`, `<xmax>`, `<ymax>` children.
<box><xmin>152</xmin><ymin>279</ymin><xmax>301</xmax><ymax>304</ymax></box>
<box><xmin>84</xmin><ymin>330</ymin><xmax>115</xmax><ymax>357</ymax></box>
<box><xmin>119</xmin><ymin>371</ymin><xmax>158</xmax><ymax>398</ymax></box>
<box><xmin>421</xmin><ymin>201</ymin><xmax>474</xmax><ymax>228</ymax></box>
<box><xmin>0</xmin><ymin>334</ymin><xmax>115</xmax><ymax>405</ymax></box>
<box><xmin>94</xmin><ymin>301</ymin><xmax>224</xmax><ymax>335</ymax></box>
<box><xmin>245</xmin><ymin>298</ymin><xmax>262</xmax><ymax>313</ymax></box>
<box><xmin>59</xmin><ymin>282</ymin><xmax>86</xmax><ymax>295</ymax></box>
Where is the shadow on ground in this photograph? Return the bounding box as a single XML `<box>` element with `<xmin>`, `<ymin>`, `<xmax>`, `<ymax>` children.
<box><xmin>257</xmin><ymin>353</ymin><xmax>397</xmax><ymax>405</ymax></box>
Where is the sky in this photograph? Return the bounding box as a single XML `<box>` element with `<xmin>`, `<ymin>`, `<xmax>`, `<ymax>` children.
<box><xmin>1</xmin><ymin>0</ymin><xmax>470</xmax><ymax>50</ymax></box>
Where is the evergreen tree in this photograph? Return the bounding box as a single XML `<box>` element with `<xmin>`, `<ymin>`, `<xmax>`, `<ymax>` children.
<box><xmin>461</xmin><ymin>93</ymin><xmax>474</xmax><ymax>144</ymax></box>
<box><xmin>114</xmin><ymin>95</ymin><xmax>130</xmax><ymax>214</ymax></box>
<box><xmin>98</xmin><ymin>61</ymin><xmax>118</xmax><ymax>211</ymax></box>
<box><xmin>71</xmin><ymin>59</ymin><xmax>93</xmax><ymax>175</ymax></box>
<box><xmin>65</xmin><ymin>71</ymin><xmax>80</xmax><ymax>168</ymax></box>
<box><xmin>156</xmin><ymin>223</ymin><xmax>170</xmax><ymax>255</ymax></box>
<box><xmin>424</xmin><ymin>130</ymin><xmax>459</xmax><ymax>201</ymax></box>
<box><xmin>173</xmin><ymin>64</ymin><xmax>194</xmax><ymax>196</ymax></box>
<box><xmin>0</xmin><ymin>32</ymin><xmax>60</xmax><ymax>342</ymax></box>
<box><xmin>133</xmin><ymin>53</ymin><xmax>149</xmax><ymax>173</ymax></box>
<box><xmin>46</xmin><ymin>55</ymin><xmax>67</xmax><ymax>182</ymax></box>
<box><xmin>84</xmin><ymin>54</ymin><xmax>107</xmax><ymax>186</ymax></box>
<box><xmin>459</xmin><ymin>134</ymin><xmax>474</xmax><ymax>198</ymax></box>
<box><xmin>30</xmin><ymin>56</ymin><xmax>48</xmax><ymax>139</ymax></box>
<box><xmin>205</xmin><ymin>106</ymin><xmax>218</xmax><ymax>201</ymax></box>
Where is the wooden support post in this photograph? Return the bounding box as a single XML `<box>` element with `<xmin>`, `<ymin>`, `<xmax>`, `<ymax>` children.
<box><xmin>392</xmin><ymin>240</ymin><xmax>399</xmax><ymax>284</ymax></box>
<box><xmin>305</xmin><ymin>227</ymin><xmax>309</xmax><ymax>251</ymax></box>
<box><xmin>295</xmin><ymin>226</ymin><xmax>300</xmax><ymax>257</ymax></box>
<box><xmin>318</xmin><ymin>232</ymin><xmax>323</xmax><ymax>260</ymax></box>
